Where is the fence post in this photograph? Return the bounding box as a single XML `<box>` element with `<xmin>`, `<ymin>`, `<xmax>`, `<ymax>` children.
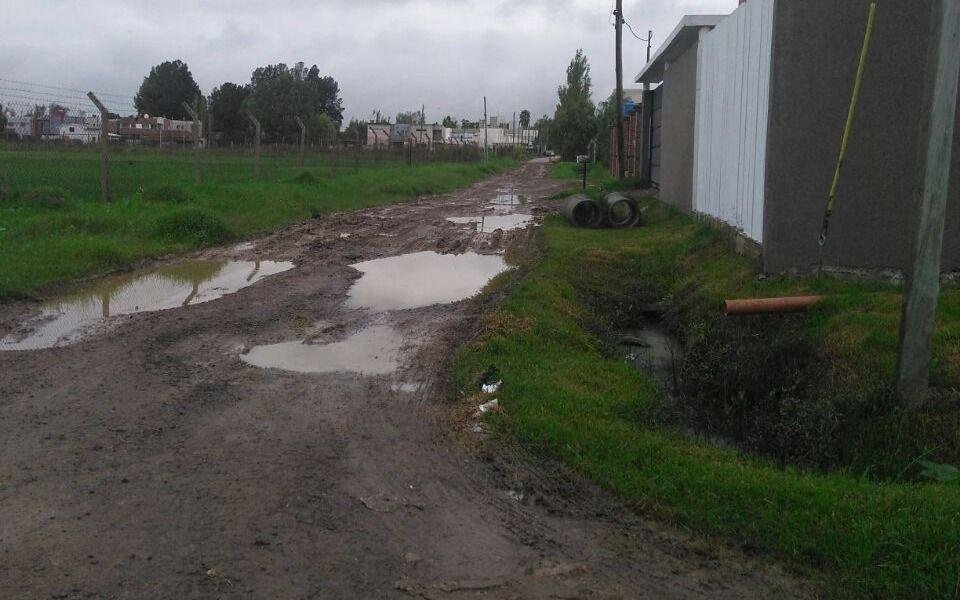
<box><xmin>181</xmin><ymin>99</ymin><xmax>202</xmax><ymax>184</ymax></box>
<box><xmin>245</xmin><ymin>110</ymin><xmax>261</xmax><ymax>179</ymax></box>
<box><xmin>295</xmin><ymin>115</ymin><xmax>306</xmax><ymax>169</ymax></box>
<box><xmin>86</xmin><ymin>92</ymin><xmax>110</xmax><ymax>202</ymax></box>
<box><xmin>331</xmin><ymin>130</ymin><xmax>338</xmax><ymax>177</ymax></box>
<box><xmin>895</xmin><ymin>0</ymin><xmax>960</xmax><ymax>405</ymax></box>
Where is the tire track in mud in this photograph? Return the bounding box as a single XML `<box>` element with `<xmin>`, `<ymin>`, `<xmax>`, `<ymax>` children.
<box><xmin>0</xmin><ymin>160</ymin><xmax>809</xmax><ymax>599</ymax></box>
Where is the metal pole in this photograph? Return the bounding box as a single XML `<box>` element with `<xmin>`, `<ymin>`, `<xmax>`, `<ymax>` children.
<box><xmin>483</xmin><ymin>96</ymin><xmax>488</xmax><ymax>162</ymax></box>
<box><xmin>181</xmin><ymin>99</ymin><xmax>202</xmax><ymax>184</ymax></box>
<box><xmin>896</xmin><ymin>0</ymin><xmax>960</xmax><ymax>405</ymax></box>
<box><xmin>614</xmin><ymin>0</ymin><xmax>626</xmax><ymax>180</ymax></box>
<box><xmin>86</xmin><ymin>92</ymin><xmax>110</xmax><ymax>202</ymax></box>
<box><xmin>643</xmin><ymin>30</ymin><xmax>653</xmax><ymax>92</ymax></box>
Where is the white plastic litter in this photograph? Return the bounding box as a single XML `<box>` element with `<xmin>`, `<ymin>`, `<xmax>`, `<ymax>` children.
<box><xmin>481</xmin><ymin>380</ymin><xmax>502</xmax><ymax>394</ymax></box>
<box><xmin>475</xmin><ymin>398</ymin><xmax>499</xmax><ymax>417</ymax></box>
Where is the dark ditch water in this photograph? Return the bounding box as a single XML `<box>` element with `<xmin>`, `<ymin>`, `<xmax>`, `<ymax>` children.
<box><xmin>619</xmin><ymin>321</ymin><xmax>681</xmax><ymax>388</ymax></box>
<box><xmin>1</xmin><ymin>260</ymin><xmax>294</xmax><ymax>351</ymax></box>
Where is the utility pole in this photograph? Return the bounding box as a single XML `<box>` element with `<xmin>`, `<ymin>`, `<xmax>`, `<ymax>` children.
<box><xmin>643</xmin><ymin>30</ymin><xmax>653</xmax><ymax>92</ymax></box>
<box><xmin>512</xmin><ymin>111</ymin><xmax>517</xmax><ymax>149</ymax></box>
<box><xmin>483</xmin><ymin>96</ymin><xmax>488</xmax><ymax>162</ymax></box>
<box><xmin>86</xmin><ymin>92</ymin><xmax>110</xmax><ymax>202</ymax></box>
<box><xmin>614</xmin><ymin>0</ymin><xmax>626</xmax><ymax>180</ymax></box>
<box><xmin>895</xmin><ymin>0</ymin><xmax>960</xmax><ymax>405</ymax></box>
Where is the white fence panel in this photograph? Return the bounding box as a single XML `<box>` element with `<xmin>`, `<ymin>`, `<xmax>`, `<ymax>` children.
<box><xmin>692</xmin><ymin>0</ymin><xmax>774</xmax><ymax>243</ymax></box>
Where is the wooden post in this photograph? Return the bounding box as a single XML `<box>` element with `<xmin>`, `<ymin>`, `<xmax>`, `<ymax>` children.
<box><xmin>295</xmin><ymin>115</ymin><xmax>306</xmax><ymax>169</ymax></box>
<box><xmin>181</xmin><ymin>100</ymin><xmax>202</xmax><ymax>184</ymax></box>
<box><xmin>614</xmin><ymin>0</ymin><xmax>626</xmax><ymax>180</ymax></box>
<box><xmin>896</xmin><ymin>0</ymin><xmax>960</xmax><ymax>404</ymax></box>
<box><xmin>354</xmin><ymin>128</ymin><xmax>361</xmax><ymax>172</ymax></box>
<box><xmin>86</xmin><ymin>92</ymin><xmax>110</xmax><ymax>202</ymax></box>
<box><xmin>245</xmin><ymin>110</ymin><xmax>261</xmax><ymax>179</ymax></box>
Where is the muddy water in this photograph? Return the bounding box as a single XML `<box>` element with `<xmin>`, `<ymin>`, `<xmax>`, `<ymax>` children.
<box><xmin>1</xmin><ymin>260</ymin><xmax>294</xmax><ymax>351</ymax></box>
<box><xmin>240</xmin><ymin>324</ymin><xmax>403</xmax><ymax>374</ymax></box>
<box><xmin>345</xmin><ymin>251</ymin><xmax>509</xmax><ymax>311</ymax></box>
<box><xmin>621</xmin><ymin>324</ymin><xmax>680</xmax><ymax>386</ymax></box>
<box><xmin>447</xmin><ymin>214</ymin><xmax>534</xmax><ymax>233</ymax></box>
<box><xmin>491</xmin><ymin>188</ymin><xmax>522</xmax><ymax>206</ymax></box>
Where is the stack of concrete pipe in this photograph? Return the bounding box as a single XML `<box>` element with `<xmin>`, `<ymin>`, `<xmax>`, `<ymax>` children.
<box><xmin>563</xmin><ymin>193</ymin><xmax>640</xmax><ymax>229</ymax></box>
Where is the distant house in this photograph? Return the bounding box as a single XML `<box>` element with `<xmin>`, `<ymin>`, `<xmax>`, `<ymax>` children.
<box><xmin>108</xmin><ymin>115</ymin><xmax>197</xmax><ymax>145</ymax></box>
<box><xmin>367</xmin><ymin>123</ymin><xmax>391</xmax><ymax>146</ymax></box>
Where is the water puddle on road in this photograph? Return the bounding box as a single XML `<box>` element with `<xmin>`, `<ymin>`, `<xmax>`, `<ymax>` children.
<box><xmin>490</xmin><ymin>188</ymin><xmax>523</xmax><ymax>206</ymax></box>
<box><xmin>345</xmin><ymin>251</ymin><xmax>509</xmax><ymax>311</ymax></box>
<box><xmin>1</xmin><ymin>259</ymin><xmax>294</xmax><ymax>351</ymax></box>
<box><xmin>241</xmin><ymin>324</ymin><xmax>403</xmax><ymax>375</ymax></box>
<box><xmin>446</xmin><ymin>214</ymin><xmax>534</xmax><ymax>233</ymax></box>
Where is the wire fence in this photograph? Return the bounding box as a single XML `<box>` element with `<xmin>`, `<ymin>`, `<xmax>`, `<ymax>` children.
<box><xmin>0</xmin><ymin>86</ymin><xmax>523</xmax><ymax>204</ymax></box>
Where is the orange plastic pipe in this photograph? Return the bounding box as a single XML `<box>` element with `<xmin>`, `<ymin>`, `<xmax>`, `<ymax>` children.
<box><xmin>723</xmin><ymin>296</ymin><xmax>823</xmax><ymax>316</ymax></box>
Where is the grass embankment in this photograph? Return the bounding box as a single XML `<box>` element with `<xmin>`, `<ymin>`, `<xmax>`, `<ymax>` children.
<box><xmin>454</xmin><ymin>201</ymin><xmax>960</xmax><ymax>598</ymax></box>
<box><xmin>0</xmin><ymin>147</ymin><xmax>515</xmax><ymax>299</ymax></box>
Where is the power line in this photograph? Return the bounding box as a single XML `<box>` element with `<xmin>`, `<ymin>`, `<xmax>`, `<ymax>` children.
<box><xmin>622</xmin><ymin>18</ymin><xmax>651</xmax><ymax>42</ymax></box>
<box><xmin>0</xmin><ymin>86</ymin><xmax>135</xmax><ymax>108</ymax></box>
<box><xmin>0</xmin><ymin>77</ymin><xmax>134</xmax><ymax>101</ymax></box>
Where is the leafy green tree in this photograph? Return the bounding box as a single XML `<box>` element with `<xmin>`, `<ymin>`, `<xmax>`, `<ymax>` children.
<box><xmin>461</xmin><ymin>119</ymin><xmax>479</xmax><ymax>129</ymax></box>
<box><xmin>370</xmin><ymin>110</ymin><xmax>390</xmax><ymax>124</ymax></box>
<box><xmin>395</xmin><ymin>111</ymin><xmax>419</xmax><ymax>125</ymax></box>
<box><xmin>552</xmin><ymin>49</ymin><xmax>596</xmax><ymax>160</ymax></box>
<box><xmin>519</xmin><ymin>109</ymin><xmax>531</xmax><ymax>129</ymax></box>
<box><xmin>442</xmin><ymin>115</ymin><xmax>458</xmax><ymax>128</ymax></box>
<box><xmin>534</xmin><ymin>115</ymin><xmax>553</xmax><ymax>151</ymax></box>
<box><xmin>344</xmin><ymin>119</ymin><xmax>368</xmax><ymax>144</ymax></box>
<box><xmin>245</xmin><ymin>62</ymin><xmax>344</xmax><ymax>143</ymax></box>
<box><xmin>208</xmin><ymin>82</ymin><xmax>251</xmax><ymax>144</ymax></box>
<box><xmin>134</xmin><ymin>60</ymin><xmax>202</xmax><ymax>119</ymax></box>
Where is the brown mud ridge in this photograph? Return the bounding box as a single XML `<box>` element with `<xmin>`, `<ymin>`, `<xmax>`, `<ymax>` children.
<box><xmin>0</xmin><ymin>160</ymin><xmax>810</xmax><ymax>598</ymax></box>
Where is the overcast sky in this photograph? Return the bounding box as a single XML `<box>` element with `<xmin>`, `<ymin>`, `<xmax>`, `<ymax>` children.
<box><xmin>1</xmin><ymin>0</ymin><xmax>734</xmax><ymax>125</ymax></box>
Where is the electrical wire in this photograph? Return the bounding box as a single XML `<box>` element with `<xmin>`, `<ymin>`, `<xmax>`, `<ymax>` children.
<box><xmin>622</xmin><ymin>18</ymin><xmax>650</xmax><ymax>42</ymax></box>
<box><xmin>0</xmin><ymin>77</ymin><xmax>133</xmax><ymax>101</ymax></box>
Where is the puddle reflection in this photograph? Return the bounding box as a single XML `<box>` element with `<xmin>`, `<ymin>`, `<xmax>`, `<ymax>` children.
<box><xmin>447</xmin><ymin>214</ymin><xmax>534</xmax><ymax>233</ymax></box>
<box><xmin>241</xmin><ymin>324</ymin><xmax>403</xmax><ymax>375</ymax></box>
<box><xmin>1</xmin><ymin>260</ymin><xmax>294</xmax><ymax>351</ymax></box>
<box><xmin>345</xmin><ymin>251</ymin><xmax>509</xmax><ymax>311</ymax></box>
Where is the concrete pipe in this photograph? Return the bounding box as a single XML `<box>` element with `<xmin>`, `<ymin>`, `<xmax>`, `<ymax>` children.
<box><xmin>603</xmin><ymin>193</ymin><xmax>640</xmax><ymax>228</ymax></box>
<box><xmin>563</xmin><ymin>194</ymin><xmax>602</xmax><ymax>228</ymax></box>
<box><xmin>723</xmin><ymin>296</ymin><xmax>823</xmax><ymax>316</ymax></box>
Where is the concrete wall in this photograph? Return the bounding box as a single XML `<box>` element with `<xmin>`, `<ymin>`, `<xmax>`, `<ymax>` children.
<box><xmin>763</xmin><ymin>0</ymin><xmax>960</xmax><ymax>273</ymax></box>
<box><xmin>659</xmin><ymin>40</ymin><xmax>700</xmax><ymax>213</ymax></box>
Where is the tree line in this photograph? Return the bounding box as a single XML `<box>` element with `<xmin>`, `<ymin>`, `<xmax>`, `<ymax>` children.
<box><xmin>133</xmin><ymin>59</ymin><xmax>344</xmax><ymax>145</ymax></box>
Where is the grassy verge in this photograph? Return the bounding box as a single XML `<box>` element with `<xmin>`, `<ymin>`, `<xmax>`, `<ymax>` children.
<box><xmin>0</xmin><ymin>148</ymin><xmax>515</xmax><ymax>299</ymax></box>
<box><xmin>453</xmin><ymin>204</ymin><xmax>960</xmax><ymax>598</ymax></box>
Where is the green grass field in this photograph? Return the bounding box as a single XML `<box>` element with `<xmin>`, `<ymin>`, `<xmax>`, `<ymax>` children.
<box><xmin>454</xmin><ymin>201</ymin><xmax>960</xmax><ymax>598</ymax></box>
<box><xmin>0</xmin><ymin>146</ymin><xmax>515</xmax><ymax>299</ymax></box>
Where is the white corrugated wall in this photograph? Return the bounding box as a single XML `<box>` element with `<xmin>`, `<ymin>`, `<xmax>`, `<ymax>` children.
<box><xmin>692</xmin><ymin>0</ymin><xmax>774</xmax><ymax>243</ymax></box>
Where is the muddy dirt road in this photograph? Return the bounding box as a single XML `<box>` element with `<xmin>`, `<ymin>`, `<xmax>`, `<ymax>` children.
<box><xmin>0</xmin><ymin>160</ymin><xmax>807</xmax><ymax>598</ymax></box>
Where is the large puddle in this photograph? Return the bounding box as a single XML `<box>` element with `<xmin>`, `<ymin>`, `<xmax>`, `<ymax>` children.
<box><xmin>1</xmin><ymin>259</ymin><xmax>294</xmax><ymax>351</ymax></box>
<box><xmin>345</xmin><ymin>251</ymin><xmax>509</xmax><ymax>311</ymax></box>
<box><xmin>447</xmin><ymin>214</ymin><xmax>534</xmax><ymax>233</ymax></box>
<box><xmin>241</xmin><ymin>324</ymin><xmax>403</xmax><ymax>374</ymax></box>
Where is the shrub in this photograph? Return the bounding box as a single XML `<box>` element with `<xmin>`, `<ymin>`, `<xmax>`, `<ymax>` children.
<box><xmin>292</xmin><ymin>171</ymin><xmax>318</xmax><ymax>185</ymax></box>
<box><xmin>142</xmin><ymin>184</ymin><xmax>192</xmax><ymax>204</ymax></box>
<box><xmin>151</xmin><ymin>207</ymin><xmax>233</xmax><ymax>246</ymax></box>
<box><xmin>21</xmin><ymin>187</ymin><xmax>70</xmax><ymax>209</ymax></box>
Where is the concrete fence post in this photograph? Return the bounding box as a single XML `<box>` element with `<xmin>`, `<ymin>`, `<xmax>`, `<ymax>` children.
<box><xmin>86</xmin><ymin>92</ymin><xmax>110</xmax><ymax>202</ymax></box>
<box><xmin>181</xmin><ymin>100</ymin><xmax>203</xmax><ymax>184</ymax></box>
<box><xmin>295</xmin><ymin>115</ymin><xmax>306</xmax><ymax>169</ymax></box>
<box><xmin>245</xmin><ymin>110</ymin><xmax>261</xmax><ymax>179</ymax></box>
